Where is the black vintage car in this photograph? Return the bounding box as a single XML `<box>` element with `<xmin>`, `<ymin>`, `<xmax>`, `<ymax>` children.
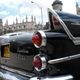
<box><xmin>1</xmin><ymin>7</ymin><xmax>80</xmax><ymax>80</ymax></box>
<box><xmin>0</xmin><ymin>31</ymin><xmax>39</xmax><ymax>80</ymax></box>
<box><xmin>30</xmin><ymin>8</ymin><xmax>80</xmax><ymax>80</ymax></box>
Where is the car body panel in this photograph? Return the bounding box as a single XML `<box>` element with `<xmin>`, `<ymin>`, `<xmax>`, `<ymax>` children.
<box><xmin>30</xmin><ymin>8</ymin><xmax>80</xmax><ymax>80</ymax></box>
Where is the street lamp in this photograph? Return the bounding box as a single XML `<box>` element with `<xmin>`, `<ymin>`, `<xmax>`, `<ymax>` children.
<box><xmin>31</xmin><ymin>1</ymin><xmax>43</xmax><ymax>26</ymax></box>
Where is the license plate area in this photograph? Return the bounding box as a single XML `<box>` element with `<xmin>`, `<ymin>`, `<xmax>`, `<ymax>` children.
<box><xmin>1</xmin><ymin>44</ymin><xmax>10</xmax><ymax>58</ymax></box>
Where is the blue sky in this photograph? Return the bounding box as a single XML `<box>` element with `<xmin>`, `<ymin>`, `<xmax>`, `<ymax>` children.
<box><xmin>0</xmin><ymin>0</ymin><xmax>79</xmax><ymax>25</ymax></box>
<box><xmin>77</xmin><ymin>0</ymin><xmax>80</xmax><ymax>5</ymax></box>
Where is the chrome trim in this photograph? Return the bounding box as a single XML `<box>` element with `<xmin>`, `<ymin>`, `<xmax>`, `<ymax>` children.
<box><xmin>48</xmin><ymin>53</ymin><xmax>80</xmax><ymax>64</ymax></box>
<box><xmin>34</xmin><ymin>54</ymin><xmax>47</xmax><ymax>71</ymax></box>
<box><xmin>30</xmin><ymin>74</ymin><xmax>73</xmax><ymax>80</ymax></box>
<box><xmin>71</xmin><ymin>22</ymin><xmax>80</xmax><ymax>25</ymax></box>
<box><xmin>1</xmin><ymin>42</ymin><xmax>10</xmax><ymax>46</ymax></box>
<box><xmin>0</xmin><ymin>72</ymin><xmax>20</xmax><ymax>80</ymax></box>
<box><xmin>33</xmin><ymin>30</ymin><xmax>46</xmax><ymax>48</ymax></box>
<box><xmin>48</xmin><ymin>8</ymin><xmax>80</xmax><ymax>45</ymax></box>
<box><xmin>0</xmin><ymin>65</ymin><xmax>34</xmax><ymax>78</ymax></box>
<box><xmin>38</xmin><ymin>30</ymin><xmax>46</xmax><ymax>47</ymax></box>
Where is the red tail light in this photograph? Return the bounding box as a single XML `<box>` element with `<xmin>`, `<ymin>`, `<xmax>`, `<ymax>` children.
<box><xmin>33</xmin><ymin>55</ymin><xmax>46</xmax><ymax>71</ymax></box>
<box><xmin>32</xmin><ymin>31</ymin><xmax>46</xmax><ymax>48</ymax></box>
<box><xmin>33</xmin><ymin>56</ymin><xmax>42</xmax><ymax>70</ymax></box>
<box><xmin>32</xmin><ymin>33</ymin><xmax>42</xmax><ymax>47</ymax></box>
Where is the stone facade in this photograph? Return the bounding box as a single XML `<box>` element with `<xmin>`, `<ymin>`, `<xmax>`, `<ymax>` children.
<box><xmin>76</xmin><ymin>2</ymin><xmax>80</xmax><ymax>15</ymax></box>
<box><xmin>0</xmin><ymin>19</ymin><xmax>3</xmax><ymax>35</ymax></box>
<box><xmin>0</xmin><ymin>16</ymin><xmax>37</xmax><ymax>34</ymax></box>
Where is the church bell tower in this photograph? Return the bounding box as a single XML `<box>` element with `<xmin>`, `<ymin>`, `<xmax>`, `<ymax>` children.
<box><xmin>52</xmin><ymin>0</ymin><xmax>63</xmax><ymax>11</ymax></box>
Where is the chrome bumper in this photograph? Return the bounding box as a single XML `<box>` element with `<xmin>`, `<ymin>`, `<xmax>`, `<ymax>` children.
<box><xmin>30</xmin><ymin>75</ymin><xmax>73</xmax><ymax>80</ymax></box>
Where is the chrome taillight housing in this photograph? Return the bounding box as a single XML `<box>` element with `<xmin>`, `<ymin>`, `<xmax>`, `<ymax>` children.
<box><xmin>33</xmin><ymin>54</ymin><xmax>46</xmax><ymax>71</ymax></box>
<box><xmin>32</xmin><ymin>31</ymin><xmax>46</xmax><ymax>48</ymax></box>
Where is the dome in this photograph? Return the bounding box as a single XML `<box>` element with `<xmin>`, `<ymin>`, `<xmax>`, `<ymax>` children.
<box><xmin>52</xmin><ymin>0</ymin><xmax>63</xmax><ymax>6</ymax></box>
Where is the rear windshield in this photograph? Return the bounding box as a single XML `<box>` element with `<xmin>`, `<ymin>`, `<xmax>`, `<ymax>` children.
<box><xmin>57</xmin><ymin>12</ymin><xmax>80</xmax><ymax>37</ymax></box>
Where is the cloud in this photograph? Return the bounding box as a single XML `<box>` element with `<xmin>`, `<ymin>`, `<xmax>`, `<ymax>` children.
<box><xmin>0</xmin><ymin>11</ymin><xmax>9</xmax><ymax>16</ymax></box>
<box><xmin>0</xmin><ymin>0</ymin><xmax>77</xmax><ymax>14</ymax></box>
<box><xmin>19</xmin><ymin>6</ymin><xmax>40</xmax><ymax>16</ymax></box>
<box><xmin>62</xmin><ymin>0</ymin><xmax>76</xmax><ymax>14</ymax></box>
<box><xmin>31</xmin><ymin>0</ymin><xmax>76</xmax><ymax>14</ymax></box>
<box><xmin>0</xmin><ymin>0</ymin><xmax>78</xmax><ymax>25</ymax></box>
<box><xmin>0</xmin><ymin>0</ymin><xmax>23</xmax><ymax>5</ymax></box>
<box><xmin>19</xmin><ymin>6</ymin><xmax>31</xmax><ymax>15</ymax></box>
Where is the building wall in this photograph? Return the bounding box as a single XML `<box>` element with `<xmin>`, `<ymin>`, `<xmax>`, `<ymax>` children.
<box><xmin>4</xmin><ymin>21</ymin><xmax>36</xmax><ymax>32</ymax></box>
<box><xmin>53</xmin><ymin>4</ymin><xmax>62</xmax><ymax>11</ymax></box>
<box><xmin>1</xmin><ymin>16</ymin><xmax>37</xmax><ymax>34</ymax></box>
<box><xmin>76</xmin><ymin>2</ymin><xmax>80</xmax><ymax>15</ymax></box>
<box><xmin>76</xmin><ymin>6</ymin><xmax>80</xmax><ymax>15</ymax></box>
<box><xmin>0</xmin><ymin>19</ymin><xmax>3</xmax><ymax>35</ymax></box>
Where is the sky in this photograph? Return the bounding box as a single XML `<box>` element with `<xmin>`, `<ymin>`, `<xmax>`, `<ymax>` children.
<box><xmin>0</xmin><ymin>0</ymin><xmax>79</xmax><ymax>25</ymax></box>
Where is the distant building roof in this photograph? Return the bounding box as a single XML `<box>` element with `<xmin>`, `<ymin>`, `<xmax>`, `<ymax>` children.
<box><xmin>52</xmin><ymin>0</ymin><xmax>63</xmax><ymax>5</ymax></box>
